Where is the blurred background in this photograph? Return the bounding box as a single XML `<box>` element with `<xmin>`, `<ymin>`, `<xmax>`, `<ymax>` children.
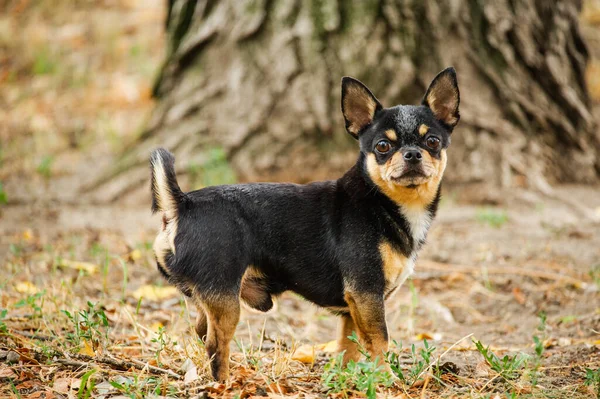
<box><xmin>1</xmin><ymin>0</ymin><xmax>600</xmax><ymax>206</ymax></box>
<box><xmin>0</xmin><ymin>0</ymin><xmax>600</xmax><ymax>396</ymax></box>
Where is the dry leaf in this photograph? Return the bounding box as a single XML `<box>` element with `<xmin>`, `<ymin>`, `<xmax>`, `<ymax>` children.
<box><xmin>129</xmin><ymin>249</ymin><xmax>142</xmax><ymax>261</ymax></box>
<box><xmin>512</xmin><ymin>287</ymin><xmax>526</xmax><ymax>305</ymax></box>
<box><xmin>184</xmin><ymin>366</ymin><xmax>198</xmax><ymax>383</ymax></box>
<box><xmin>316</xmin><ymin>340</ymin><xmax>338</xmax><ymax>353</ymax></box>
<box><xmin>52</xmin><ymin>378</ymin><xmax>76</xmax><ymax>394</ymax></box>
<box><xmin>15</xmin><ymin>281</ymin><xmax>38</xmax><ymax>295</ymax></box>
<box><xmin>415</xmin><ymin>332</ymin><xmax>434</xmax><ymax>341</ymax></box>
<box><xmin>22</xmin><ymin>229</ymin><xmax>34</xmax><ymax>241</ymax></box>
<box><xmin>291</xmin><ymin>344</ymin><xmax>315</xmax><ymax>364</ymax></box>
<box><xmin>132</xmin><ymin>285</ymin><xmax>178</xmax><ymax>301</ymax></box>
<box><xmin>58</xmin><ymin>259</ymin><xmax>99</xmax><ymax>274</ymax></box>
<box><xmin>80</xmin><ymin>340</ymin><xmax>95</xmax><ymax>357</ymax></box>
<box><xmin>0</xmin><ymin>365</ymin><xmax>17</xmax><ymax>379</ymax></box>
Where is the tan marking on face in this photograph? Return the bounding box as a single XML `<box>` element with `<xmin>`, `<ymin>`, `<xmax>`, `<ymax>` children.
<box><xmin>418</xmin><ymin>124</ymin><xmax>429</xmax><ymax>136</ymax></box>
<box><xmin>366</xmin><ymin>150</ymin><xmax>447</xmax><ymax>209</ymax></box>
<box><xmin>384</xmin><ymin>129</ymin><xmax>397</xmax><ymax>141</ymax></box>
<box><xmin>343</xmin><ymin>85</ymin><xmax>377</xmax><ymax>136</ymax></box>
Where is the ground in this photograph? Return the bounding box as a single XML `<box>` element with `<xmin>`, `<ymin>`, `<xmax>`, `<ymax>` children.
<box><xmin>1</xmin><ymin>1</ymin><xmax>600</xmax><ymax>398</ymax></box>
<box><xmin>1</xmin><ymin>186</ymin><xmax>599</xmax><ymax>398</ymax></box>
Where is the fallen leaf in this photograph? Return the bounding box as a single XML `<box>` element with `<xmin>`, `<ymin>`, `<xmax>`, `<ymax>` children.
<box><xmin>58</xmin><ymin>259</ymin><xmax>99</xmax><ymax>274</ymax></box>
<box><xmin>15</xmin><ymin>281</ymin><xmax>38</xmax><ymax>294</ymax></box>
<box><xmin>52</xmin><ymin>378</ymin><xmax>76</xmax><ymax>394</ymax></box>
<box><xmin>80</xmin><ymin>340</ymin><xmax>95</xmax><ymax>357</ymax></box>
<box><xmin>132</xmin><ymin>285</ymin><xmax>178</xmax><ymax>301</ymax></box>
<box><xmin>512</xmin><ymin>287</ymin><xmax>526</xmax><ymax>305</ymax></box>
<box><xmin>150</xmin><ymin>321</ymin><xmax>164</xmax><ymax>331</ymax></box>
<box><xmin>315</xmin><ymin>340</ymin><xmax>338</xmax><ymax>353</ymax></box>
<box><xmin>22</xmin><ymin>229</ymin><xmax>34</xmax><ymax>241</ymax></box>
<box><xmin>415</xmin><ymin>332</ymin><xmax>434</xmax><ymax>341</ymax></box>
<box><xmin>267</xmin><ymin>382</ymin><xmax>289</xmax><ymax>394</ymax></box>
<box><xmin>291</xmin><ymin>344</ymin><xmax>314</xmax><ymax>364</ymax></box>
<box><xmin>184</xmin><ymin>366</ymin><xmax>198</xmax><ymax>383</ymax></box>
<box><xmin>0</xmin><ymin>365</ymin><xmax>17</xmax><ymax>379</ymax></box>
<box><xmin>129</xmin><ymin>249</ymin><xmax>142</xmax><ymax>261</ymax></box>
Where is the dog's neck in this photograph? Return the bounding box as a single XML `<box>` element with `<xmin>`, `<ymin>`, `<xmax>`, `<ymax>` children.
<box><xmin>338</xmin><ymin>154</ymin><xmax>441</xmax><ymax>249</ymax></box>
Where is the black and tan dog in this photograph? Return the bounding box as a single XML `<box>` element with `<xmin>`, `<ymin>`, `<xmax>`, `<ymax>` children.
<box><xmin>150</xmin><ymin>68</ymin><xmax>460</xmax><ymax>381</ymax></box>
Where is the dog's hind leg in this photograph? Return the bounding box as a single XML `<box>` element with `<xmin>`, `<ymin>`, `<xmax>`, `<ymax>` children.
<box><xmin>192</xmin><ymin>296</ymin><xmax>208</xmax><ymax>340</ymax></box>
<box><xmin>202</xmin><ymin>295</ymin><xmax>240</xmax><ymax>381</ymax></box>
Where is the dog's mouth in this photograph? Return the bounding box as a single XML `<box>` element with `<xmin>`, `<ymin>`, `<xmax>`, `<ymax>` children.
<box><xmin>390</xmin><ymin>169</ymin><xmax>431</xmax><ymax>187</ymax></box>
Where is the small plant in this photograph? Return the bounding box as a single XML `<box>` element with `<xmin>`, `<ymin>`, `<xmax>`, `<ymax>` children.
<box><xmin>476</xmin><ymin>208</ymin><xmax>508</xmax><ymax>228</ymax></box>
<box><xmin>0</xmin><ymin>309</ymin><xmax>8</xmax><ymax>334</ymax></box>
<box><xmin>473</xmin><ymin>339</ymin><xmax>529</xmax><ymax>380</ymax></box>
<box><xmin>36</xmin><ymin>155</ymin><xmax>54</xmax><ymax>179</ymax></box>
<box><xmin>386</xmin><ymin>339</ymin><xmax>437</xmax><ymax>386</ymax></box>
<box><xmin>585</xmin><ymin>368</ymin><xmax>600</xmax><ymax>398</ymax></box>
<box><xmin>77</xmin><ymin>369</ymin><xmax>96</xmax><ymax>399</ymax></box>
<box><xmin>14</xmin><ymin>291</ymin><xmax>45</xmax><ymax>319</ymax></box>
<box><xmin>322</xmin><ymin>352</ymin><xmax>393</xmax><ymax>399</ymax></box>
<box><xmin>0</xmin><ymin>181</ymin><xmax>7</xmax><ymax>205</ymax></box>
<box><xmin>110</xmin><ymin>376</ymin><xmax>161</xmax><ymax>399</ymax></box>
<box><xmin>529</xmin><ymin>311</ymin><xmax>547</xmax><ymax>385</ymax></box>
<box><xmin>151</xmin><ymin>326</ymin><xmax>175</xmax><ymax>366</ymax></box>
<box><xmin>187</xmin><ymin>147</ymin><xmax>236</xmax><ymax>189</ymax></box>
<box><xmin>32</xmin><ymin>50</ymin><xmax>57</xmax><ymax>75</ymax></box>
<box><xmin>590</xmin><ymin>263</ymin><xmax>600</xmax><ymax>289</ymax></box>
<box><xmin>62</xmin><ymin>301</ymin><xmax>109</xmax><ymax>350</ymax></box>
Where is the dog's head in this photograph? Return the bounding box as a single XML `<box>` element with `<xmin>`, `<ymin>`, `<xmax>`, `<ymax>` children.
<box><xmin>341</xmin><ymin>68</ymin><xmax>460</xmax><ymax>205</ymax></box>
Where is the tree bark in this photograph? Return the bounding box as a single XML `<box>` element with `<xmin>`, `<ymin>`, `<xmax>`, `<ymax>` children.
<box><xmin>92</xmin><ymin>0</ymin><xmax>599</xmax><ymax>201</ymax></box>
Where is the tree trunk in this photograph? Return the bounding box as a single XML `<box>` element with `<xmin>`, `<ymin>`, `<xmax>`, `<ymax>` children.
<box><xmin>92</xmin><ymin>0</ymin><xmax>599</xmax><ymax>201</ymax></box>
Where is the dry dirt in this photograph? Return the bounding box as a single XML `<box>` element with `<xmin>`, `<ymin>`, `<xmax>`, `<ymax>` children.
<box><xmin>0</xmin><ymin>183</ymin><xmax>599</xmax><ymax>398</ymax></box>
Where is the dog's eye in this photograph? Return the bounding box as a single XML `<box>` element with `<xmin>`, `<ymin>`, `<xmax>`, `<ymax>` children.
<box><xmin>426</xmin><ymin>137</ymin><xmax>440</xmax><ymax>150</ymax></box>
<box><xmin>375</xmin><ymin>140</ymin><xmax>391</xmax><ymax>153</ymax></box>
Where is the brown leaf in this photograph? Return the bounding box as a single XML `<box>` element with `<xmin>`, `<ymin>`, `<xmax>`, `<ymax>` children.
<box><xmin>0</xmin><ymin>365</ymin><xmax>17</xmax><ymax>379</ymax></box>
<box><xmin>512</xmin><ymin>287</ymin><xmax>526</xmax><ymax>305</ymax></box>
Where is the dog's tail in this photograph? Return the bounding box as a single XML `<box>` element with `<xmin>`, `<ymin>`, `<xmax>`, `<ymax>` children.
<box><xmin>150</xmin><ymin>148</ymin><xmax>185</xmax><ymax>214</ymax></box>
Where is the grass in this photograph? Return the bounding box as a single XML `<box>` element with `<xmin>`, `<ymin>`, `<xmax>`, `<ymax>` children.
<box><xmin>1</xmin><ymin>228</ymin><xmax>599</xmax><ymax>398</ymax></box>
<box><xmin>36</xmin><ymin>155</ymin><xmax>54</xmax><ymax>179</ymax></box>
<box><xmin>0</xmin><ymin>182</ymin><xmax>7</xmax><ymax>205</ymax></box>
<box><xmin>590</xmin><ymin>263</ymin><xmax>600</xmax><ymax>289</ymax></box>
<box><xmin>585</xmin><ymin>367</ymin><xmax>600</xmax><ymax>398</ymax></box>
<box><xmin>473</xmin><ymin>339</ymin><xmax>529</xmax><ymax>380</ymax></box>
<box><xmin>187</xmin><ymin>147</ymin><xmax>237</xmax><ymax>189</ymax></box>
<box><xmin>476</xmin><ymin>208</ymin><xmax>509</xmax><ymax>228</ymax></box>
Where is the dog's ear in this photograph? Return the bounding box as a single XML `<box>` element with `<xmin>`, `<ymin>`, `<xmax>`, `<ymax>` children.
<box><xmin>341</xmin><ymin>77</ymin><xmax>382</xmax><ymax>139</ymax></box>
<box><xmin>422</xmin><ymin>67</ymin><xmax>460</xmax><ymax>130</ymax></box>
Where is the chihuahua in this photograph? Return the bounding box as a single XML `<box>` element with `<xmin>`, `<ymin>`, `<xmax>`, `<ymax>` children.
<box><xmin>151</xmin><ymin>67</ymin><xmax>459</xmax><ymax>381</ymax></box>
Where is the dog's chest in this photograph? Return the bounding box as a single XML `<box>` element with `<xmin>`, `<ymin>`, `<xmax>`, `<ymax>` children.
<box><xmin>381</xmin><ymin>206</ymin><xmax>432</xmax><ymax>295</ymax></box>
<box><xmin>401</xmin><ymin>205</ymin><xmax>433</xmax><ymax>248</ymax></box>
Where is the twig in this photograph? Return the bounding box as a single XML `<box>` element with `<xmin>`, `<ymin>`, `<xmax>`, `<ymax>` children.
<box><xmin>414</xmin><ymin>333</ymin><xmax>474</xmax><ymax>383</ymax></box>
<box><xmin>128</xmin><ymin>357</ymin><xmax>182</xmax><ymax>379</ymax></box>
<box><xmin>71</xmin><ymin>353</ymin><xmax>182</xmax><ymax>379</ymax></box>
<box><xmin>420</xmin><ymin>261</ymin><xmax>585</xmax><ymax>286</ymax></box>
<box><xmin>13</xmin><ymin>330</ymin><xmax>55</xmax><ymax>341</ymax></box>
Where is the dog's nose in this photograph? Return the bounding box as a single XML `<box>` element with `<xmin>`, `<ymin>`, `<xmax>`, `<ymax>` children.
<box><xmin>403</xmin><ymin>149</ymin><xmax>422</xmax><ymax>164</ymax></box>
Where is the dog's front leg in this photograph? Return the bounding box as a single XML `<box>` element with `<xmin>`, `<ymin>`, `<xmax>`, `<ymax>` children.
<box><xmin>344</xmin><ymin>291</ymin><xmax>388</xmax><ymax>364</ymax></box>
<box><xmin>338</xmin><ymin>314</ymin><xmax>361</xmax><ymax>365</ymax></box>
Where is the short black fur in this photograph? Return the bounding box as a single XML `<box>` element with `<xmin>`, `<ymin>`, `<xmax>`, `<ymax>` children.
<box><xmin>150</xmin><ymin>67</ymin><xmax>460</xmax><ymax>381</ymax></box>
